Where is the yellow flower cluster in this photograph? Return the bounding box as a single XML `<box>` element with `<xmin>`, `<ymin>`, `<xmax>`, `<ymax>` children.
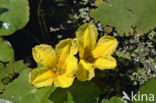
<box><xmin>29</xmin><ymin>23</ymin><xmax>118</xmax><ymax>88</ymax></box>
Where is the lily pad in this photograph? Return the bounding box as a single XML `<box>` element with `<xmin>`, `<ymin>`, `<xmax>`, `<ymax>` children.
<box><xmin>0</xmin><ymin>69</ymin><xmax>56</xmax><ymax>103</ymax></box>
<box><xmin>0</xmin><ymin>62</ymin><xmax>4</xmax><ymax>69</ymax></box>
<box><xmin>90</xmin><ymin>0</ymin><xmax>156</xmax><ymax>36</ymax></box>
<box><xmin>50</xmin><ymin>80</ymin><xmax>99</xmax><ymax>103</ymax></box>
<box><xmin>132</xmin><ymin>78</ymin><xmax>156</xmax><ymax>103</ymax></box>
<box><xmin>0</xmin><ymin>60</ymin><xmax>28</xmax><ymax>92</ymax></box>
<box><xmin>101</xmin><ymin>97</ymin><xmax>124</xmax><ymax>103</ymax></box>
<box><xmin>0</xmin><ymin>0</ymin><xmax>29</xmax><ymax>36</ymax></box>
<box><xmin>0</xmin><ymin>98</ymin><xmax>13</xmax><ymax>103</ymax></box>
<box><xmin>0</xmin><ymin>60</ymin><xmax>27</xmax><ymax>80</ymax></box>
<box><xmin>0</xmin><ymin>38</ymin><xmax>14</xmax><ymax>63</ymax></box>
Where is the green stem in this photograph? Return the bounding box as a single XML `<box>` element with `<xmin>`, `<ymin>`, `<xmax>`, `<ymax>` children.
<box><xmin>22</xmin><ymin>30</ymin><xmax>41</xmax><ymax>44</ymax></box>
<box><xmin>37</xmin><ymin>0</ymin><xmax>47</xmax><ymax>43</ymax></box>
<box><xmin>41</xmin><ymin>14</ymin><xmax>52</xmax><ymax>43</ymax></box>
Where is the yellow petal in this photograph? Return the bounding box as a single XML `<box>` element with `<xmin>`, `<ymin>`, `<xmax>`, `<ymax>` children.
<box><xmin>70</xmin><ymin>38</ymin><xmax>78</xmax><ymax>55</ymax></box>
<box><xmin>94</xmin><ymin>56</ymin><xmax>117</xmax><ymax>70</ymax></box>
<box><xmin>63</xmin><ymin>55</ymin><xmax>78</xmax><ymax>76</ymax></box>
<box><xmin>76</xmin><ymin>59</ymin><xmax>95</xmax><ymax>81</ymax></box>
<box><xmin>54</xmin><ymin>75</ymin><xmax>75</xmax><ymax>88</ymax></box>
<box><xmin>29</xmin><ymin>67</ymin><xmax>55</xmax><ymax>88</ymax></box>
<box><xmin>76</xmin><ymin>23</ymin><xmax>98</xmax><ymax>59</ymax></box>
<box><xmin>32</xmin><ymin>44</ymin><xmax>57</xmax><ymax>68</ymax></box>
<box><xmin>92</xmin><ymin>36</ymin><xmax>118</xmax><ymax>58</ymax></box>
<box><xmin>55</xmin><ymin>38</ymin><xmax>72</xmax><ymax>69</ymax></box>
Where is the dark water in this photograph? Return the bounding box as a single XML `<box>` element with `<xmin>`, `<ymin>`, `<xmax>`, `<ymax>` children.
<box><xmin>4</xmin><ymin>0</ymin><xmax>81</xmax><ymax>61</ymax></box>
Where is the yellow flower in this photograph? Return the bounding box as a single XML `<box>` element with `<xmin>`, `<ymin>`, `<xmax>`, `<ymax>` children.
<box><xmin>29</xmin><ymin>38</ymin><xmax>78</xmax><ymax>88</ymax></box>
<box><xmin>76</xmin><ymin>23</ymin><xmax>118</xmax><ymax>81</ymax></box>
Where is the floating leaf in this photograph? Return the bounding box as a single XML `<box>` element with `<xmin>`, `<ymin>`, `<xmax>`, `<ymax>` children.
<box><xmin>0</xmin><ymin>98</ymin><xmax>13</xmax><ymax>103</ymax></box>
<box><xmin>0</xmin><ymin>62</ymin><xmax>4</xmax><ymax>69</ymax></box>
<box><xmin>50</xmin><ymin>80</ymin><xmax>99</xmax><ymax>103</ymax></box>
<box><xmin>1</xmin><ymin>60</ymin><xmax>27</xmax><ymax>76</ymax></box>
<box><xmin>132</xmin><ymin>78</ymin><xmax>156</xmax><ymax>103</ymax></box>
<box><xmin>64</xmin><ymin>92</ymin><xmax>74</xmax><ymax>103</ymax></box>
<box><xmin>0</xmin><ymin>60</ymin><xmax>28</xmax><ymax>92</ymax></box>
<box><xmin>0</xmin><ymin>69</ymin><xmax>56</xmax><ymax>103</ymax></box>
<box><xmin>0</xmin><ymin>82</ymin><xmax>3</xmax><ymax>92</ymax></box>
<box><xmin>0</xmin><ymin>0</ymin><xmax>29</xmax><ymax>36</ymax></box>
<box><xmin>101</xmin><ymin>97</ymin><xmax>124</xmax><ymax>103</ymax></box>
<box><xmin>0</xmin><ymin>38</ymin><xmax>14</xmax><ymax>63</ymax></box>
<box><xmin>90</xmin><ymin>0</ymin><xmax>156</xmax><ymax>36</ymax></box>
<box><xmin>0</xmin><ymin>8</ymin><xmax>8</xmax><ymax>15</ymax></box>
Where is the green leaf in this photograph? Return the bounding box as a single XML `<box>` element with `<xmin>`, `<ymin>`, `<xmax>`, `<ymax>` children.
<box><xmin>0</xmin><ymin>98</ymin><xmax>13</xmax><ymax>103</ymax></box>
<box><xmin>0</xmin><ymin>0</ymin><xmax>29</xmax><ymax>36</ymax></box>
<box><xmin>0</xmin><ymin>60</ymin><xmax>28</xmax><ymax>92</ymax></box>
<box><xmin>55</xmin><ymin>0</ymin><xmax>65</xmax><ymax>2</ymax></box>
<box><xmin>64</xmin><ymin>92</ymin><xmax>74</xmax><ymax>103</ymax></box>
<box><xmin>0</xmin><ymin>69</ymin><xmax>56</xmax><ymax>103</ymax></box>
<box><xmin>101</xmin><ymin>97</ymin><xmax>124</xmax><ymax>103</ymax></box>
<box><xmin>90</xmin><ymin>0</ymin><xmax>156</xmax><ymax>36</ymax></box>
<box><xmin>0</xmin><ymin>82</ymin><xmax>4</xmax><ymax>92</ymax></box>
<box><xmin>50</xmin><ymin>81</ymin><xmax>99</xmax><ymax>103</ymax></box>
<box><xmin>0</xmin><ymin>62</ymin><xmax>4</xmax><ymax>69</ymax></box>
<box><xmin>0</xmin><ymin>60</ymin><xmax>26</xmax><ymax>81</ymax></box>
<box><xmin>0</xmin><ymin>8</ymin><xmax>8</xmax><ymax>15</ymax></box>
<box><xmin>2</xmin><ymin>60</ymin><xmax>26</xmax><ymax>75</ymax></box>
<box><xmin>132</xmin><ymin>78</ymin><xmax>156</xmax><ymax>103</ymax></box>
<box><xmin>0</xmin><ymin>38</ymin><xmax>14</xmax><ymax>63</ymax></box>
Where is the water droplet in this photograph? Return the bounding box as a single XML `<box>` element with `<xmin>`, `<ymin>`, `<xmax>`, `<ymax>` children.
<box><xmin>6</xmin><ymin>41</ymin><xmax>12</xmax><ymax>47</ymax></box>
<box><xmin>0</xmin><ymin>98</ymin><xmax>13</xmax><ymax>103</ymax></box>
<box><xmin>109</xmin><ymin>4</ymin><xmax>113</xmax><ymax>7</ymax></box>
<box><xmin>3</xmin><ymin>23</ymin><xmax>10</xmax><ymax>29</ymax></box>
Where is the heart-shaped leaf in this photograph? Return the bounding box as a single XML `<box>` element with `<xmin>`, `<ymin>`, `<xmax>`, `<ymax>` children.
<box><xmin>0</xmin><ymin>0</ymin><xmax>29</xmax><ymax>36</ymax></box>
<box><xmin>0</xmin><ymin>38</ymin><xmax>14</xmax><ymax>63</ymax></box>
<box><xmin>90</xmin><ymin>0</ymin><xmax>156</xmax><ymax>36</ymax></box>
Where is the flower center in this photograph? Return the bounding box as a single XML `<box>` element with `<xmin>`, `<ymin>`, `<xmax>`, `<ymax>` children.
<box><xmin>56</xmin><ymin>67</ymin><xmax>65</xmax><ymax>75</ymax></box>
<box><xmin>52</xmin><ymin>66</ymin><xmax>65</xmax><ymax>76</ymax></box>
<box><xmin>84</xmin><ymin>53</ymin><xmax>95</xmax><ymax>63</ymax></box>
